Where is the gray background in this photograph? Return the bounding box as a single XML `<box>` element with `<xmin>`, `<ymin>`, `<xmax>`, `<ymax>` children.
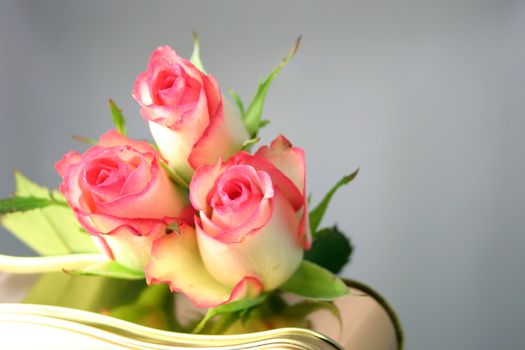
<box><xmin>1</xmin><ymin>1</ymin><xmax>524</xmax><ymax>348</ymax></box>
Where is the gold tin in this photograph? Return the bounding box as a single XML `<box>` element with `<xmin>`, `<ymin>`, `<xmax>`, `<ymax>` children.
<box><xmin>0</xmin><ymin>273</ymin><xmax>402</xmax><ymax>349</ymax></box>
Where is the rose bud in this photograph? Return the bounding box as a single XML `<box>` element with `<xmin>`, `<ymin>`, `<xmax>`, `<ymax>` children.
<box><xmin>146</xmin><ymin>135</ymin><xmax>311</xmax><ymax>307</ymax></box>
<box><xmin>132</xmin><ymin>46</ymin><xmax>248</xmax><ymax>181</ymax></box>
<box><xmin>55</xmin><ymin>130</ymin><xmax>189</xmax><ymax>271</ymax></box>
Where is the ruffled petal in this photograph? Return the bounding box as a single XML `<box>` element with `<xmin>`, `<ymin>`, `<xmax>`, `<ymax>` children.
<box><xmin>99</xmin><ymin>130</ymin><xmax>159</xmax><ymax>156</ymax></box>
<box><xmin>132</xmin><ymin>71</ymin><xmax>153</xmax><ymax>106</ymax></box>
<box><xmin>149</xmin><ymin>46</ymin><xmax>181</xmax><ymax>67</ymax></box>
<box><xmin>201</xmin><ymin>74</ymin><xmax>222</xmax><ymax>119</ymax></box>
<box><xmin>255</xmin><ymin>135</ymin><xmax>305</xmax><ymax>195</ymax></box>
<box><xmin>96</xmin><ymin>223</ymin><xmax>167</xmax><ymax>271</ymax></box>
<box><xmin>198</xmin><ymin>196</ymin><xmax>273</xmax><ymax>243</ymax></box>
<box><xmin>75</xmin><ymin>209</ymin><xmax>176</xmax><ymax>236</ymax></box>
<box><xmin>189</xmin><ymin>100</ymin><xmax>249</xmax><ymax>170</ymax></box>
<box><xmin>229</xmin><ymin>152</ymin><xmax>304</xmax><ymax>211</ymax></box>
<box><xmin>145</xmin><ymin>46</ymin><xmax>203</xmax><ymax>86</ymax></box>
<box><xmin>54</xmin><ymin>150</ymin><xmax>81</xmax><ymax>177</ymax></box>
<box><xmin>196</xmin><ymin>190</ymin><xmax>303</xmax><ymax>291</ymax></box>
<box><xmin>208</xmin><ymin>166</ymin><xmax>272</xmax><ymax>229</ymax></box>
<box><xmin>146</xmin><ymin>225</ymin><xmax>263</xmax><ymax>308</ymax></box>
<box><xmin>60</xmin><ymin>157</ymin><xmax>96</xmax><ymax>212</ymax></box>
<box><xmin>95</xmin><ymin>159</ymin><xmax>187</xmax><ymax>218</ymax></box>
<box><xmin>189</xmin><ymin>160</ymin><xmax>225</xmax><ymax>211</ymax></box>
<box><xmin>253</xmin><ymin>136</ymin><xmax>312</xmax><ymax>248</ymax></box>
<box><xmin>147</xmin><ymin>89</ymin><xmax>210</xmax><ymax>180</ymax></box>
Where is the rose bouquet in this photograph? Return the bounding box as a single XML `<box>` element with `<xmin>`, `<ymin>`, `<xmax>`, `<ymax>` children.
<box><xmin>0</xmin><ymin>35</ymin><xmax>358</xmax><ymax>333</ymax></box>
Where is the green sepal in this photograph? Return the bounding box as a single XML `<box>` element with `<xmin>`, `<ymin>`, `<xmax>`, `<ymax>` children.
<box><xmin>64</xmin><ymin>260</ymin><xmax>145</xmax><ymax>280</ymax></box>
<box><xmin>258</xmin><ymin>120</ymin><xmax>270</xmax><ymax>128</ymax></box>
<box><xmin>305</xmin><ymin>226</ymin><xmax>353</xmax><ymax>274</ymax></box>
<box><xmin>280</xmin><ymin>261</ymin><xmax>348</xmax><ymax>300</ymax></box>
<box><xmin>160</xmin><ymin>160</ymin><xmax>189</xmax><ymax>190</ymax></box>
<box><xmin>192</xmin><ymin>294</ymin><xmax>268</xmax><ymax>334</ymax></box>
<box><xmin>228</xmin><ymin>87</ymin><xmax>245</xmax><ymax>116</ymax></box>
<box><xmin>241</xmin><ymin>137</ymin><xmax>261</xmax><ymax>151</ymax></box>
<box><xmin>71</xmin><ymin>135</ymin><xmax>97</xmax><ymax>145</ymax></box>
<box><xmin>1</xmin><ymin>172</ymin><xmax>98</xmax><ymax>255</ymax></box>
<box><xmin>108</xmin><ymin>99</ymin><xmax>127</xmax><ymax>136</ymax></box>
<box><xmin>243</xmin><ymin>37</ymin><xmax>301</xmax><ymax>137</ymax></box>
<box><xmin>309</xmin><ymin>168</ymin><xmax>359</xmax><ymax>234</ymax></box>
<box><xmin>0</xmin><ymin>196</ymin><xmax>67</xmax><ymax>215</ymax></box>
<box><xmin>190</xmin><ymin>32</ymin><xmax>206</xmax><ymax>73</ymax></box>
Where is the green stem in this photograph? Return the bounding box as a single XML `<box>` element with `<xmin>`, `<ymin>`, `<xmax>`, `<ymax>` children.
<box><xmin>192</xmin><ymin>308</ymin><xmax>214</xmax><ymax>334</ymax></box>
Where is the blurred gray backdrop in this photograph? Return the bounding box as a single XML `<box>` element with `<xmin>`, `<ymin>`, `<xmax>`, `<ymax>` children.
<box><xmin>1</xmin><ymin>1</ymin><xmax>524</xmax><ymax>348</ymax></box>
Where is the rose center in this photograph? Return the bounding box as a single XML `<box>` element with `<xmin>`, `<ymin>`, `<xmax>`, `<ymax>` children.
<box><xmin>224</xmin><ymin>182</ymin><xmax>243</xmax><ymax>200</ymax></box>
<box><xmin>85</xmin><ymin>158</ymin><xmax>121</xmax><ymax>186</ymax></box>
<box><xmin>95</xmin><ymin>169</ymin><xmax>111</xmax><ymax>185</ymax></box>
<box><xmin>211</xmin><ymin>179</ymin><xmax>253</xmax><ymax>210</ymax></box>
<box><xmin>160</xmin><ymin>75</ymin><xmax>177</xmax><ymax>91</ymax></box>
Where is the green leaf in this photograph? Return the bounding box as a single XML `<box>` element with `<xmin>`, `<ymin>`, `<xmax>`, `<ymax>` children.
<box><xmin>192</xmin><ymin>294</ymin><xmax>268</xmax><ymax>334</ymax></box>
<box><xmin>228</xmin><ymin>88</ymin><xmax>245</xmax><ymax>116</ymax></box>
<box><xmin>64</xmin><ymin>260</ymin><xmax>145</xmax><ymax>280</ymax></box>
<box><xmin>243</xmin><ymin>37</ymin><xmax>301</xmax><ymax>137</ymax></box>
<box><xmin>109</xmin><ymin>99</ymin><xmax>127</xmax><ymax>136</ymax></box>
<box><xmin>0</xmin><ymin>196</ymin><xmax>66</xmax><ymax>215</ymax></box>
<box><xmin>309</xmin><ymin>168</ymin><xmax>359</xmax><ymax>234</ymax></box>
<box><xmin>1</xmin><ymin>172</ymin><xmax>98</xmax><ymax>255</ymax></box>
<box><xmin>23</xmin><ymin>272</ymin><xmax>145</xmax><ymax>313</ymax></box>
<box><xmin>304</xmin><ymin>226</ymin><xmax>353</xmax><ymax>274</ymax></box>
<box><xmin>280</xmin><ymin>261</ymin><xmax>348</xmax><ymax>300</ymax></box>
<box><xmin>190</xmin><ymin>32</ymin><xmax>206</xmax><ymax>73</ymax></box>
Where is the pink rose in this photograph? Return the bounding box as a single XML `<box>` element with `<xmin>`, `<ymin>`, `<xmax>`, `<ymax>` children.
<box><xmin>132</xmin><ymin>46</ymin><xmax>248</xmax><ymax>180</ymax></box>
<box><xmin>146</xmin><ymin>135</ymin><xmax>311</xmax><ymax>307</ymax></box>
<box><xmin>55</xmin><ymin>130</ymin><xmax>189</xmax><ymax>271</ymax></box>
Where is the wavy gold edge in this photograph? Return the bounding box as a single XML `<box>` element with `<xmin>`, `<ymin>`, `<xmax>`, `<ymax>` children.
<box><xmin>0</xmin><ymin>303</ymin><xmax>343</xmax><ymax>350</ymax></box>
<box><xmin>0</xmin><ymin>278</ymin><xmax>403</xmax><ymax>349</ymax></box>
